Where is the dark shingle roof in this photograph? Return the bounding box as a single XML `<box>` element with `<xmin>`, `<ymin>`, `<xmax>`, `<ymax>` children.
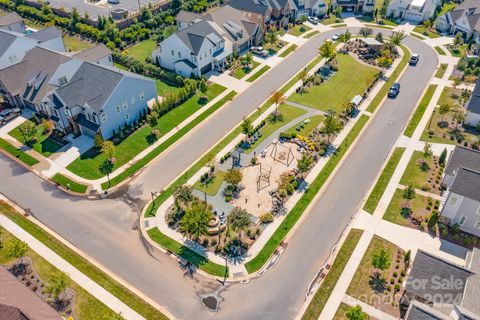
<box><xmin>467</xmin><ymin>78</ymin><xmax>480</xmax><ymax>114</ymax></box>
<box><xmin>228</xmin><ymin>0</ymin><xmax>270</xmax><ymax>15</ymax></box>
<box><xmin>405</xmin><ymin>250</ymin><xmax>473</xmax><ymax>305</ymax></box>
<box><xmin>55</xmin><ymin>62</ymin><xmax>122</xmax><ymax>112</ymax></box>
<box><xmin>450</xmin><ymin>167</ymin><xmax>480</xmax><ymax>202</ymax></box>
<box><xmin>73</xmin><ymin>44</ymin><xmax>111</xmax><ymax>63</ymax></box>
<box><xmin>0</xmin><ymin>304</ymin><xmax>30</xmax><ymax>320</ymax></box>
<box><xmin>0</xmin><ymin>12</ymin><xmax>23</xmax><ymax>27</ymax></box>
<box><xmin>463</xmin><ymin>248</ymin><xmax>480</xmax><ymax>315</ymax></box>
<box><xmin>176</xmin><ymin>10</ymin><xmax>203</xmax><ymax>23</ymax></box>
<box><xmin>205</xmin><ymin>5</ymin><xmax>259</xmax><ymax>44</ymax></box>
<box><xmin>27</xmin><ymin>26</ymin><xmax>62</xmax><ymax>42</ymax></box>
<box><xmin>445</xmin><ymin>147</ymin><xmax>480</xmax><ymax>176</ymax></box>
<box><xmin>176</xmin><ymin>20</ymin><xmax>223</xmax><ymax>55</ymax></box>
<box><xmin>405</xmin><ymin>300</ymin><xmax>452</xmax><ymax>320</ymax></box>
<box><xmin>0</xmin><ymin>29</ymin><xmax>17</xmax><ymax>56</ymax></box>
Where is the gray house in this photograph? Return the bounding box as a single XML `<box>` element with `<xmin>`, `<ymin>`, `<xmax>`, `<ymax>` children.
<box><xmin>0</xmin><ymin>12</ymin><xmax>24</xmax><ymax>33</ymax></box>
<box><xmin>441</xmin><ymin>147</ymin><xmax>480</xmax><ymax>237</ymax></box>
<box><xmin>465</xmin><ymin>78</ymin><xmax>480</xmax><ymax>127</ymax></box>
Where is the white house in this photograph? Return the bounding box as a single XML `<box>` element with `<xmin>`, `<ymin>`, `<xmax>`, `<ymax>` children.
<box><xmin>331</xmin><ymin>0</ymin><xmax>375</xmax><ymax>14</ymax></box>
<box><xmin>387</xmin><ymin>0</ymin><xmax>440</xmax><ymax>22</ymax></box>
<box><xmin>465</xmin><ymin>78</ymin><xmax>480</xmax><ymax>127</ymax></box>
<box><xmin>436</xmin><ymin>0</ymin><xmax>480</xmax><ymax>42</ymax></box>
<box><xmin>0</xmin><ymin>12</ymin><xmax>25</xmax><ymax>33</ymax></box>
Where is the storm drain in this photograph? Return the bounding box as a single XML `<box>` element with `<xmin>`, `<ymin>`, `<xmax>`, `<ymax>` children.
<box><xmin>202</xmin><ymin>295</ymin><xmax>218</xmax><ymax>311</ymax></box>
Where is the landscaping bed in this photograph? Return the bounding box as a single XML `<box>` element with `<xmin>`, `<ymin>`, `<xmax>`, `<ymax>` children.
<box><xmin>413</xmin><ymin>26</ymin><xmax>439</xmax><ymax>38</ymax></box>
<box><xmin>400</xmin><ymin>151</ymin><xmax>443</xmax><ymax>194</ymax></box>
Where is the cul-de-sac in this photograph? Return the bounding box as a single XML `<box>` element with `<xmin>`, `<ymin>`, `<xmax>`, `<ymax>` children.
<box><xmin>1</xmin><ymin>0</ymin><xmax>480</xmax><ymax>319</ymax></box>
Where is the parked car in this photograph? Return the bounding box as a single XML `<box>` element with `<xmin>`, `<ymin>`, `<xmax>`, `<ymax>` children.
<box><xmin>388</xmin><ymin>83</ymin><xmax>401</xmax><ymax>98</ymax></box>
<box><xmin>409</xmin><ymin>53</ymin><xmax>420</xmax><ymax>66</ymax></box>
<box><xmin>108</xmin><ymin>0</ymin><xmax>120</xmax><ymax>4</ymax></box>
<box><xmin>332</xmin><ymin>34</ymin><xmax>340</xmax><ymax>41</ymax></box>
<box><xmin>0</xmin><ymin>108</ymin><xmax>20</xmax><ymax>125</ymax></box>
<box><xmin>307</xmin><ymin>16</ymin><xmax>319</xmax><ymax>25</ymax></box>
<box><xmin>251</xmin><ymin>46</ymin><xmax>269</xmax><ymax>57</ymax></box>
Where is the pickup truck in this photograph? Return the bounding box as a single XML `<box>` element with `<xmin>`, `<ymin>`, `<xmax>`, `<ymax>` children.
<box><xmin>251</xmin><ymin>46</ymin><xmax>269</xmax><ymax>57</ymax></box>
<box><xmin>0</xmin><ymin>108</ymin><xmax>21</xmax><ymax>125</ymax></box>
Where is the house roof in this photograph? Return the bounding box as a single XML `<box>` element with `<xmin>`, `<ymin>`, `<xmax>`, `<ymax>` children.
<box><xmin>73</xmin><ymin>44</ymin><xmax>111</xmax><ymax>63</ymax></box>
<box><xmin>26</xmin><ymin>26</ymin><xmax>62</xmax><ymax>42</ymax></box>
<box><xmin>54</xmin><ymin>62</ymin><xmax>123</xmax><ymax>112</ymax></box>
<box><xmin>450</xmin><ymin>167</ymin><xmax>480</xmax><ymax>202</ymax></box>
<box><xmin>463</xmin><ymin>248</ymin><xmax>480</xmax><ymax>315</ymax></box>
<box><xmin>205</xmin><ymin>5</ymin><xmax>259</xmax><ymax>44</ymax></box>
<box><xmin>227</xmin><ymin>0</ymin><xmax>270</xmax><ymax>15</ymax></box>
<box><xmin>0</xmin><ymin>46</ymin><xmax>71</xmax><ymax>104</ymax></box>
<box><xmin>445</xmin><ymin>147</ymin><xmax>480</xmax><ymax>176</ymax></box>
<box><xmin>0</xmin><ymin>268</ymin><xmax>62</xmax><ymax>320</ymax></box>
<box><xmin>0</xmin><ymin>12</ymin><xmax>23</xmax><ymax>27</ymax></box>
<box><xmin>405</xmin><ymin>250</ymin><xmax>474</xmax><ymax>305</ymax></box>
<box><xmin>467</xmin><ymin>77</ymin><xmax>480</xmax><ymax>115</ymax></box>
<box><xmin>360</xmin><ymin>37</ymin><xmax>382</xmax><ymax>46</ymax></box>
<box><xmin>448</xmin><ymin>0</ymin><xmax>480</xmax><ymax>31</ymax></box>
<box><xmin>0</xmin><ymin>29</ymin><xmax>17</xmax><ymax>56</ymax></box>
<box><xmin>405</xmin><ymin>300</ymin><xmax>452</xmax><ymax>320</ymax></box>
<box><xmin>176</xmin><ymin>10</ymin><xmax>203</xmax><ymax>23</ymax></box>
<box><xmin>175</xmin><ymin>20</ymin><xmax>224</xmax><ymax>55</ymax></box>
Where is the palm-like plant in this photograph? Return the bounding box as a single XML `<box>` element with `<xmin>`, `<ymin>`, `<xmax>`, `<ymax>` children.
<box><xmin>228</xmin><ymin>207</ymin><xmax>251</xmax><ymax>241</ymax></box>
<box><xmin>390</xmin><ymin>30</ymin><xmax>406</xmax><ymax>46</ymax></box>
<box><xmin>179</xmin><ymin>203</ymin><xmax>213</xmax><ymax>240</ymax></box>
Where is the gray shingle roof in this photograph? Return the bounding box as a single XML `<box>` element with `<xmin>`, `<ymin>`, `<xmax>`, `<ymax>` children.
<box><xmin>450</xmin><ymin>167</ymin><xmax>480</xmax><ymax>202</ymax></box>
<box><xmin>175</xmin><ymin>20</ymin><xmax>223</xmax><ymax>55</ymax></box>
<box><xmin>463</xmin><ymin>248</ymin><xmax>480</xmax><ymax>316</ymax></box>
<box><xmin>176</xmin><ymin>10</ymin><xmax>203</xmax><ymax>23</ymax></box>
<box><xmin>0</xmin><ymin>12</ymin><xmax>23</xmax><ymax>27</ymax></box>
<box><xmin>467</xmin><ymin>78</ymin><xmax>480</xmax><ymax>115</ymax></box>
<box><xmin>27</xmin><ymin>26</ymin><xmax>62</xmax><ymax>42</ymax></box>
<box><xmin>405</xmin><ymin>300</ymin><xmax>452</xmax><ymax>320</ymax></box>
<box><xmin>73</xmin><ymin>44</ymin><xmax>111</xmax><ymax>63</ymax></box>
<box><xmin>405</xmin><ymin>250</ymin><xmax>473</xmax><ymax>305</ymax></box>
<box><xmin>55</xmin><ymin>62</ymin><xmax>123</xmax><ymax>112</ymax></box>
<box><xmin>228</xmin><ymin>0</ymin><xmax>270</xmax><ymax>15</ymax></box>
<box><xmin>445</xmin><ymin>147</ymin><xmax>480</xmax><ymax>176</ymax></box>
<box><xmin>0</xmin><ymin>29</ymin><xmax>17</xmax><ymax>56</ymax></box>
<box><xmin>205</xmin><ymin>5</ymin><xmax>259</xmax><ymax>44</ymax></box>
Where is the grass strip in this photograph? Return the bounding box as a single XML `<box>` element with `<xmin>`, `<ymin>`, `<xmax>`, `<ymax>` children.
<box><xmin>51</xmin><ymin>173</ymin><xmax>88</xmax><ymax>194</ymax></box>
<box><xmin>246</xmin><ymin>65</ymin><xmax>271</xmax><ymax>82</ymax></box>
<box><xmin>279</xmin><ymin>44</ymin><xmax>298</xmax><ymax>57</ymax></box>
<box><xmin>304</xmin><ymin>30</ymin><xmax>320</xmax><ymax>39</ymax></box>
<box><xmin>332</xmin><ymin>24</ymin><xmax>347</xmax><ymax>28</ymax></box>
<box><xmin>403</xmin><ymin>84</ymin><xmax>437</xmax><ymax>137</ymax></box>
<box><xmin>435</xmin><ymin>64</ymin><xmax>448</xmax><ymax>78</ymax></box>
<box><xmin>0</xmin><ymin>138</ymin><xmax>39</xmax><ymax>166</ymax></box>
<box><xmin>245</xmin><ymin>114</ymin><xmax>370</xmax><ymax>273</ymax></box>
<box><xmin>301</xmin><ymin>229</ymin><xmax>364</xmax><ymax>320</ymax></box>
<box><xmin>411</xmin><ymin>33</ymin><xmax>426</xmax><ymax>40</ymax></box>
<box><xmin>147</xmin><ymin>228</ymin><xmax>228</xmax><ymax>277</ymax></box>
<box><xmin>103</xmin><ymin>91</ymin><xmax>237</xmax><ymax>190</ymax></box>
<box><xmin>0</xmin><ymin>201</ymin><xmax>169</xmax><ymax>320</ymax></box>
<box><xmin>367</xmin><ymin>44</ymin><xmax>410</xmax><ymax>113</ymax></box>
<box><xmin>434</xmin><ymin>46</ymin><xmax>446</xmax><ymax>56</ymax></box>
<box><xmin>362</xmin><ymin>147</ymin><xmax>405</xmax><ymax>214</ymax></box>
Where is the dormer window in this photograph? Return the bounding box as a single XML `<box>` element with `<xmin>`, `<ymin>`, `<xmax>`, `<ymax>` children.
<box><xmin>58</xmin><ymin>76</ymin><xmax>68</xmax><ymax>86</ymax></box>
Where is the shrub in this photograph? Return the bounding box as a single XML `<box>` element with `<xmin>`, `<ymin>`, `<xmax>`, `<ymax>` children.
<box><xmin>393</xmin><ymin>271</ymin><xmax>398</xmax><ymax>278</ymax></box>
<box><xmin>259</xmin><ymin>213</ymin><xmax>274</xmax><ymax>224</ymax></box>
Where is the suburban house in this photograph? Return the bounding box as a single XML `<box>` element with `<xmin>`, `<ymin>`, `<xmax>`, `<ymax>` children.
<box><xmin>441</xmin><ymin>146</ymin><xmax>480</xmax><ymax>237</ymax></box>
<box><xmin>465</xmin><ymin>78</ymin><xmax>480</xmax><ymax>127</ymax></box>
<box><xmin>227</xmin><ymin>0</ymin><xmax>272</xmax><ymax>31</ymax></box>
<box><xmin>0</xmin><ymin>46</ymin><xmax>156</xmax><ymax>139</ymax></box>
<box><xmin>0</xmin><ymin>12</ymin><xmax>24</xmax><ymax>33</ymax></box>
<box><xmin>387</xmin><ymin>0</ymin><xmax>441</xmax><ymax>22</ymax></box>
<box><xmin>72</xmin><ymin>44</ymin><xmax>113</xmax><ymax>66</ymax></box>
<box><xmin>331</xmin><ymin>0</ymin><xmax>375</xmax><ymax>15</ymax></box>
<box><xmin>152</xmin><ymin>6</ymin><xmax>262</xmax><ymax>77</ymax></box>
<box><xmin>403</xmin><ymin>249</ymin><xmax>480</xmax><ymax>320</ymax></box>
<box><xmin>0</xmin><ymin>26</ymin><xmax>65</xmax><ymax>70</ymax></box>
<box><xmin>436</xmin><ymin>0</ymin><xmax>480</xmax><ymax>42</ymax></box>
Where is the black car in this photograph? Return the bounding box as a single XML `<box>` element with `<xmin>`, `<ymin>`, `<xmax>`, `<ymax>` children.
<box><xmin>388</xmin><ymin>83</ymin><xmax>400</xmax><ymax>98</ymax></box>
<box><xmin>409</xmin><ymin>53</ymin><xmax>420</xmax><ymax>66</ymax></box>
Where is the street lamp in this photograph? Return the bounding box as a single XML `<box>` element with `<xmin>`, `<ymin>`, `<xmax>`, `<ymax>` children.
<box><xmin>151</xmin><ymin>190</ymin><xmax>158</xmax><ymax>210</ymax></box>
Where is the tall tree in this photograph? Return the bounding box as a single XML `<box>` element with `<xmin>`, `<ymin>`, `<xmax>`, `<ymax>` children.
<box><xmin>297</xmin><ymin>153</ymin><xmax>313</xmax><ymax>173</ymax></box>
<box><xmin>322</xmin><ymin>112</ymin><xmax>342</xmax><ymax>144</ymax></box>
<box><xmin>318</xmin><ymin>40</ymin><xmax>336</xmax><ymax>63</ymax></box>
<box><xmin>371</xmin><ymin>248</ymin><xmax>391</xmax><ymax>278</ymax></box>
<box><xmin>225</xmin><ymin>168</ymin><xmax>243</xmax><ymax>188</ymax></box>
<box><xmin>241</xmin><ymin>117</ymin><xmax>253</xmax><ymax>137</ymax></box>
<box><xmin>5</xmin><ymin>239</ymin><xmax>28</xmax><ymax>264</ymax></box>
<box><xmin>269</xmin><ymin>91</ymin><xmax>286</xmax><ymax>118</ymax></box>
<box><xmin>174</xmin><ymin>185</ymin><xmax>193</xmax><ymax>205</ymax></box>
<box><xmin>228</xmin><ymin>207</ymin><xmax>251</xmax><ymax>241</ymax></box>
<box><xmin>179</xmin><ymin>203</ymin><xmax>212</xmax><ymax>240</ymax></box>
<box><xmin>340</xmin><ymin>29</ymin><xmax>352</xmax><ymax>43</ymax></box>
<box><xmin>18</xmin><ymin>120</ymin><xmax>37</xmax><ymax>144</ymax></box>
<box><xmin>101</xmin><ymin>141</ymin><xmax>115</xmax><ymax>162</ymax></box>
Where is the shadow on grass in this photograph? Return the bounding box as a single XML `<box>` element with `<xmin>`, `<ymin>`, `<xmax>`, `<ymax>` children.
<box><xmin>369</xmin><ymin>275</ymin><xmax>387</xmax><ymax>294</ymax></box>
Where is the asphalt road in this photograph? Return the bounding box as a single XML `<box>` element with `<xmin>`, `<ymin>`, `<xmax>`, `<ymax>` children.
<box><xmin>0</xmin><ymin>28</ymin><xmax>437</xmax><ymax>320</ymax></box>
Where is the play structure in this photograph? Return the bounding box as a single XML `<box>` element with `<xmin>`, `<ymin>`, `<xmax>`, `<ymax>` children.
<box><xmin>256</xmin><ymin>163</ymin><xmax>272</xmax><ymax>192</ymax></box>
<box><xmin>270</xmin><ymin>141</ymin><xmax>294</xmax><ymax>167</ymax></box>
<box><xmin>231</xmin><ymin>148</ymin><xmax>242</xmax><ymax>168</ymax></box>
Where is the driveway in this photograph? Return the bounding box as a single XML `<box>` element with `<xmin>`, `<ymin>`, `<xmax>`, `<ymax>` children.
<box><xmin>0</xmin><ymin>28</ymin><xmax>438</xmax><ymax>320</ymax></box>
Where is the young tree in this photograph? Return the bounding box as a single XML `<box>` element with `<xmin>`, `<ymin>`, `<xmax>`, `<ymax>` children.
<box><xmin>423</xmin><ymin>142</ymin><xmax>432</xmax><ymax>158</ymax></box>
<box><xmin>269</xmin><ymin>91</ymin><xmax>286</xmax><ymax>118</ymax></box>
<box><xmin>147</xmin><ymin>111</ymin><xmax>159</xmax><ymax>128</ymax></box>
<box><xmin>46</xmin><ymin>272</ymin><xmax>67</xmax><ymax>300</ymax></box>
<box><xmin>198</xmin><ymin>78</ymin><xmax>208</xmax><ymax>93</ymax></box>
<box><xmin>339</xmin><ymin>29</ymin><xmax>352</xmax><ymax>43</ymax></box>
<box><xmin>439</xmin><ymin>147</ymin><xmax>447</xmax><ymax>164</ymax></box>
<box><xmin>225</xmin><ymin>168</ymin><xmax>243</xmax><ymax>188</ymax></box>
<box><xmin>297</xmin><ymin>153</ymin><xmax>313</xmax><ymax>173</ymax></box>
<box><xmin>179</xmin><ymin>203</ymin><xmax>212</xmax><ymax>240</ymax></box>
<box><xmin>94</xmin><ymin>132</ymin><xmax>104</xmax><ymax>149</ymax></box>
<box><xmin>318</xmin><ymin>40</ymin><xmax>336</xmax><ymax>63</ymax></box>
<box><xmin>41</xmin><ymin>119</ymin><xmax>54</xmax><ymax>135</ymax></box>
<box><xmin>241</xmin><ymin>117</ymin><xmax>254</xmax><ymax>137</ymax></box>
<box><xmin>371</xmin><ymin>248</ymin><xmax>391</xmax><ymax>278</ymax></box>
<box><xmin>346</xmin><ymin>305</ymin><xmax>367</xmax><ymax>320</ymax></box>
<box><xmin>18</xmin><ymin>120</ymin><xmax>37</xmax><ymax>144</ymax></box>
<box><xmin>404</xmin><ymin>249</ymin><xmax>412</xmax><ymax>268</ymax></box>
<box><xmin>101</xmin><ymin>141</ymin><xmax>115</xmax><ymax>161</ymax></box>
<box><xmin>228</xmin><ymin>207</ymin><xmax>251</xmax><ymax>241</ymax></box>
<box><xmin>174</xmin><ymin>185</ymin><xmax>193</xmax><ymax>205</ymax></box>
<box><xmin>359</xmin><ymin>27</ymin><xmax>373</xmax><ymax>38</ymax></box>
<box><xmin>390</xmin><ymin>30</ymin><xmax>406</xmax><ymax>46</ymax></box>
<box><xmin>453</xmin><ymin>32</ymin><xmax>464</xmax><ymax>48</ymax></box>
<box><xmin>403</xmin><ymin>185</ymin><xmax>416</xmax><ymax>212</ymax></box>
<box><xmin>452</xmin><ymin>77</ymin><xmax>461</xmax><ymax>94</ymax></box>
<box><xmin>5</xmin><ymin>238</ymin><xmax>28</xmax><ymax>265</ymax></box>
<box><xmin>322</xmin><ymin>112</ymin><xmax>342</xmax><ymax>144</ymax></box>
<box><xmin>423</xmin><ymin>19</ymin><xmax>432</xmax><ymax>30</ymax></box>
<box><xmin>265</xmin><ymin>27</ymin><xmax>278</xmax><ymax>45</ymax></box>
<box><xmin>439</xmin><ymin>104</ymin><xmax>451</xmax><ymax>123</ymax></box>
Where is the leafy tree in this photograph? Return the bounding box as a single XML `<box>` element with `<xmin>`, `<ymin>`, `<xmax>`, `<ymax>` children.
<box><xmin>423</xmin><ymin>19</ymin><xmax>432</xmax><ymax>30</ymax></box>
<box><xmin>101</xmin><ymin>141</ymin><xmax>115</xmax><ymax>161</ymax></box>
<box><xmin>402</xmin><ymin>185</ymin><xmax>416</xmax><ymax>212</ymax></box>
<box><xmin>439</xmin><ymin>147</ymin><xmax>447</xmax><ymax>164</ymax></box>
<box><xmin>404</xmin><ymin>249</ymin><xmax>411</xmax><ymax>268</ymax></box>
<box><xmin>6</xmin><ymin>238</ymin><xmax>28</xmax><ymax>264</ymax></box>
<box><xmin>179</xmin><ymin>203</ymin><xmax>212</xmax><ymax>240</ymax></box>
<box><xmin>225</xmin><ymin>168</ymin><xmax>243</xmax><ymax>187</ymax></box>
<box><xmin>265</xmin><ymin>27</ymin><xmax>278</xmax><ymax>45</ymax></box>
<box><xmin>359</xmin><ymin>27</ymin><xmax>373</xmax><ymax>38</ymax></box>
<box><xmin>147</xmin><ymin>111</ymin><xmax>159</xmax><ymax>127</ymax></box>
<box><xmin>241</xmin><ymin>117</ymin><xmax>253</xmax><ymax>137</ymax></box>
<box><xmin>452</xmin><ymin>77</ymin><xmax>461</xmax><ymax>93</ymax></box>
<box><xmin>41</xmin><ymin>119</ymin><xmax>54</xmax><ymax>134</ymax></box>
<box><xmin>198</xmin><ymin>78</ymin><xmax>208</xmax><ymax>93</ymax></box>
<box><xmin>297</xmin><ymin>153</ymin><xmax>313</xmax><ymax>173</ymax></box>
<box><xmin>390</xmin><ymin>30</ymin><xmax>406</xmax><ymax>46</ymax></box>
<box><xmin>371</xmin><ymin>248</ymin><xmax>391</xmax><ymax>278</ymax></box>
<box><xmin>46</xmin><ymin>272</ymin><xmax>67</xmax><ymax>300</ymax></box>
<box><xmin>375</xmin><ymin>32</ymin><xmax>384</xmax><ymax>43</ymax></box>
<box><xmin>228</xmin><ymin>207</ymin><xmax>251</xmax><ymax>241</ymax></box>
<box><xmin>377</xmin><ymin>54</ymin><xmax>393</xmax><ymax>71</ymax></box>
<box><xmin>318</xmin><ymin>40</ymin><xmax>336</xmax><ymax>62</ymax></box>
<box><xmin>322</xmin><ymin>112</ymin><xmax>342</xmax><ymax>144</ymax></box>
<box><xmin>270</xmin><ymin>91</ymin><xmax>286</xmax><ymax>119</ymax></box>
<box><xmin>423</xmin><ymin>142</ymin><xmax>432</xmax><ymax>158</ymax></box>
<box><xmin>242</xmin><ymin>52</ymin><xmax>253</xmax><ymax>68</ymax></box>
<box><xmin>439</xmin><ymin>104</ymin><xmax>451</xmax><ymax>123</ymax></box>
<box><xmin>94</xmin><ymin>132</ymin><xmax>104</xmax><ymax>149</ymax></box>
<box><xmin>174</xmin><ymin>185</ymin><xmax>193</xmax><ymax>205</ymax></box>
<box><xmin>339</xmin><ymin>29</ymin><xmax>352</xmax><ymax>43</ymax></box>
<box><xmin>453</xmin><ymin>32</ymin><xmax>464</xmax><ymax>47</ymax></box>
<box><xmin>346</xmin><ymin>305</ymin><xmax>367</xmax><ymax>320</ymax></box>
<box><xmin>18</xmin><ymin>120</ymin><xmax>37</xmax><ymax>144</ymax></box>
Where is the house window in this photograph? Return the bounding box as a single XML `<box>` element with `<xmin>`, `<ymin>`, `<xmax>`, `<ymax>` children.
<box><xmin>101</xmin><ymin>113</ymin><xmax>107</xmax><ymax>122</ymax></box>
<box><xmin>193</xmin><ymin>56</ymin><xmax>197</xmax><ymax>63</ymax></box>
<box><xmin>209</xmin><ymin>49</ymin><xmax>212</xmax><ymax>55</ymax></box>
<box><xmin>459</xmin><ymin>216</ymin><xmax>467</xmax><ymax>225</ymax></box>
<box><xmin>139</xmin><ymin>91</ymin><xmax>145</xmax><ymax>101</ymax></box>
<box><xmin>475</xmin><ymin>221</ymin><xmax>480</xmax><ymax>229</ymax></box>
<box><xmin>122</xmin><ymin>100</ymin><xmax>128</xmax><ymax>109</ymax></box>
<box><xmin>58</xmin><ymin>76</ymin><xmax>68</xmax><ymax>86</ymax></box>
<box><xmin>178</xmin><ymin>52</ymin><xmax>182</xmax><ymax>58</ymax></box>
<box><xmin>131</xmin><ymin>96</ymin><xmax>135</xmax><ymax>104</ymax></box>
<box><xmin>115</xmin><ymin>105</ymin><xmax>121</xmax><ymax>114</ymax></box>
<box><xmin>125</xmin><ymin>114</ymin><xmax>129</xmax><ymax>121</ymax></box>
<box><xmin>171</xmin><ymin>50</ymin><xmax>174</xmax><ymax>56</ymax></box>
<box><xmin>449</xmin><ymin>196</ymin><xmax>458</xmax><ymax>206</ymax></box>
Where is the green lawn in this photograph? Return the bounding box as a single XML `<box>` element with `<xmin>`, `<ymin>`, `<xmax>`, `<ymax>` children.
<box><xmin>245</xmin><ymin>104</ymin><xmax>307</xmax><ymax>153</ymax></box>
<box><xmin>383</xmin><ymin>188</ymin><xmax>430</xmax><ymax>227</ymax></box>
<box><xmin>0</xmin><ymin>138</ymin><xmax>39</xmax><ymax>166</ymax></box>
<box><xmin>304</xmin><ymin>30</ymin><xmax>320</xmax><ymax>39</ymax></box>
<box><xmin>245</xmin><ymin>115</ymin><xmax>370</xmax><ymax>273</ymax></box>
<box><xmin>322</xmin><ymin>16</ymin><xmax>343</xmax><ymax>25</ymax></box>
<box><xmin>367</xmin><ymin>45</ymin><xmax>411</xmax><ymax>113</ymax></box>
<box><xmin>301</xmin><ymin>229</ymin><xmax>364</xmax><ymax>320</ymax></box>
<box><xmin>363</xmin><ymin>148</ymin><xmax>405</xmax><ymax>214</ymax></box>
<box><xmin>232</xmin><ymin>61</ymin><xmax>260</xmax><ymax>79</ymax></box>
<box><xmin>156</xmin><ymin>79</ymin><xmax>181</xmax><ymax>96</ymax></box>
<box><xmin>9</xmin><ymin>124</ymin><xmax>63</xmax><ymax>157</ymax></box>
<box><xmin>63</xmin><ymin>35</ymin><xmax>95</xmax><ymax>52</ymax></box>
<box><xmin>288</xmin><ymin>24</ymin><xmax>311</xmax><ymax>36</ymax></box>
<box><xmin>403</xmin><ymin>85</ymin><xmax>438</xmax><ymax>137</ymax></box>
<box><xmin>435</xmin><ymin>64</ymin><xmax>448</xmax><ymax>78</ymax></box>
<box><xmin>413</xmin><ymin>26</ymin><xmax>440</xmax><ymax>38</ymax></box>
<box><xmin>0</xmin><ymin>201</ymin><xmax>169</xmax><ymax>320</ymax></box>
<box><xmin>193</xmin><ymin>170</ymin><xmax>226</xmax><ymax>196</ymax></box>
<box><xmin>246</xmin><ymin>65</ymin><xmax>270</xmax><ymax>82</ymax></box>
<box><xmin>124</xmin><ymin>39</ymin><xmax>157</xmax><ymax>63</ymax></box>
<box><xmin>67</xmin><ymin>84</ymin><xmax>226</xmax><ymax>180</ymax></box>
<box><xmin>52</xmin><ymin>173</ymin><xmax>88</xmax><ymax>194</ymax></box>
<box><xmin>279</xmin><ymin>44</ymin><xmax>298</xmax><ymax>58</ymax></box>
<box><xmin>434</xmin><ymin>46</ymin><xmax>447</xmax><ymax>55</ymax></box>
<box><xmin>399</xmin><ymin>151</ymin><xmax>434</xmax><ymax>190</ymax></box>
<box><xmin>290</xmin><ymin>54</ymin><xmax>379</xmax><ymax>113</ymax></box>
<box><xmin>147</xmin><ymin>227</ymin><xmax>228</xmax><ymax>277</ymax></box>
<box><xmin>448</xmin><ymin>44</ymin><xmax>468</xmax><ymax>58</ymax></box>
<box><xmin>283</xmin><ymin>115</ymin><xmax>324</xmax><ymax>137</ymax></box>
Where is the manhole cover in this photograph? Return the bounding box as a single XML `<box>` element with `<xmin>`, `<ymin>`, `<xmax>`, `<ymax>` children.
<box><xmin>202</xmin><ymin>296</ymin><xmax>218</xmax><ymax>311</ymax></box>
